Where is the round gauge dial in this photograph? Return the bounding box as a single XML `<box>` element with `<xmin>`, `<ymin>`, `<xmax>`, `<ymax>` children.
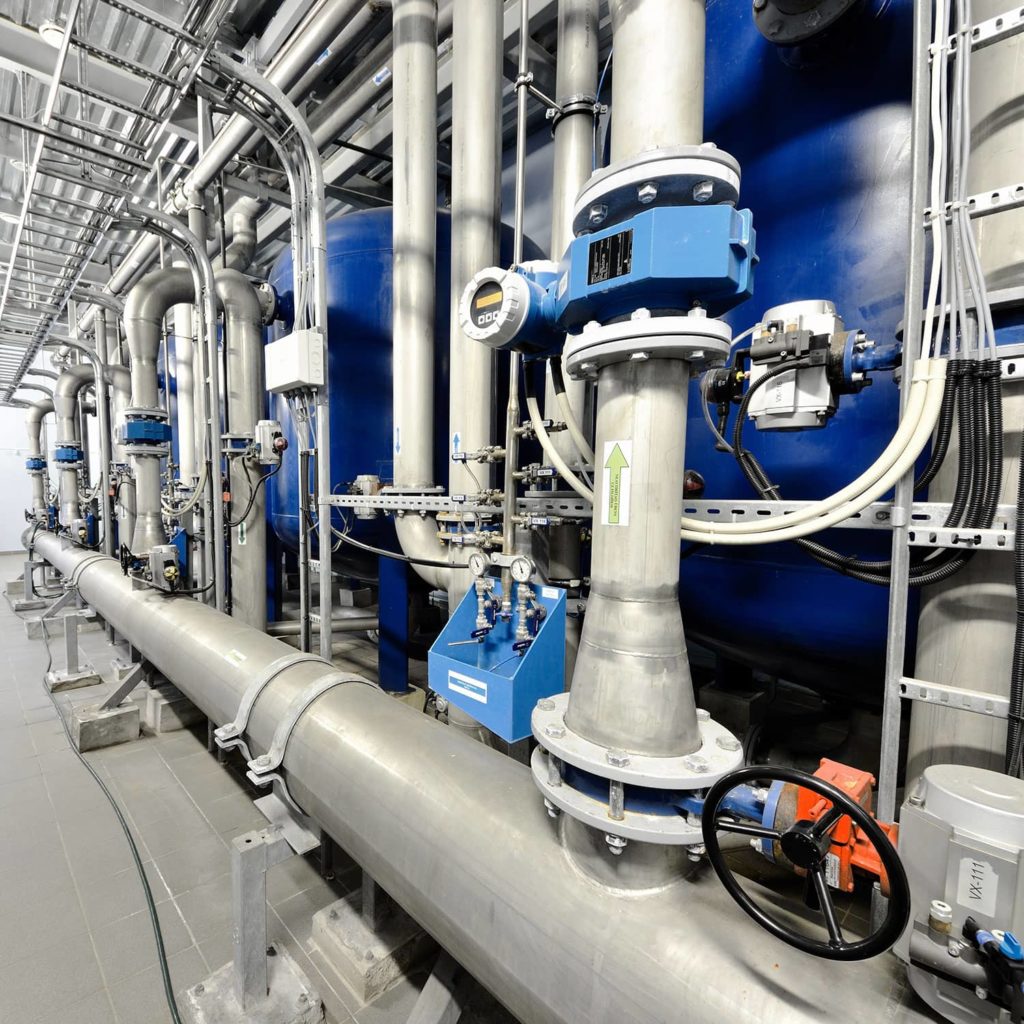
<box><xmin>468</xmin><ymin>551</ymin><xmax>490</xmax><ymax>578</ymax></box>
<box><xmin>510</xmin><ymin>555</ymin><xmax>534</xmax><ymax>583</ymax></box>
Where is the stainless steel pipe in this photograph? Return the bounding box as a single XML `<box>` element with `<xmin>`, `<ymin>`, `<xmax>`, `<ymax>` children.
<box><xmin>564</xmin><ymin>359</ymin><xmax>699</xmax><ymax>755</ymax></box>
<box><xmin>123</xmin><ymin>268</ymin><xmax>192</xmax><ymax>555</ymax></box>
<box><xmin>75</xmin><ymin>0</ymin><xmax>368</xmax><ymax>335</ymax></box>
<box><xmin>25</xmin><ymin>398</ymin><xmax>53</xmax><ymax>518</ymax></box>
<box><xmin>447</xmin><ymin>0</ymin><xmax>503</xmax><ymax>610</ymax></box>
<box><xmin>607</xmin><ymin>0</ymin><xmax>705</xmax><ymax>160</ymax></box>
<box><xmin>30</xmin><ymin>531</ymin><xmax>930</xmax><ymax>1024</ymax></box>
<box><xmin>217</xmin><ymin>269</ymin><xmax>267</xmax><ymax>631</ymax></box>
<box><xmin>266</xmin><ymin>616</ymin><xmax>378</xmax><ymax>637</ymax></box>
<box><xmin>392</xmin><ymin>0</ymin><xmax>449</xmax><ymax>588</ymax></box>
<box><xmin>563</xmin><ymin>0</ymin><xmax>706</xmax><ymax>756</ymax></box>
<box><xmin>52</xmin><ymin>364</ymin><xmax>94</xmax><ymax>525</ymax></box>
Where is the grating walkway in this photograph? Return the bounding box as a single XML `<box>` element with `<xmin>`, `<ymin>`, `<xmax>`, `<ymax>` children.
<box><xmin>0</xmin><ymin>553</ymin><xmax>478</xmax><ymax>1024</ymax></box>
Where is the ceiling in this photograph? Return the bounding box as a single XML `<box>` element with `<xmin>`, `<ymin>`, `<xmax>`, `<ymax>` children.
<box><xmin>0</xmin><ymin>0</ymin><xmax>610</xmax><ymax>404</ymax></box>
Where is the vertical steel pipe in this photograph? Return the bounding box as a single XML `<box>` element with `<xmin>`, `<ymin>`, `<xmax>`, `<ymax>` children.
<box><xmin>564</xmin><ymin>359</ymin><xmax>699</xmax><ymax>755</ymax></box>
<box><xmin>217</xmin><ymin>270</ymin><xmax>267</xmax><ymax>631</ymax></box>
<box><xmin>25</xmin><ymin>398</ymin><xmax>53</xmax><ymax>518</ymax></box>
<box><xmin>448</xmin><ymin>0</ymin><xmax>503</xmax><ymax>608</ymax></box>
<box><xmin>544</xmin><ymin>0</ymin><xmax>599</xmax><ymax>462</ymax></box>
<box><xmin>392</xmin><ymin>0</ymin><xmax>439</xmax><ymax>494</ymax></box>
<box><xmin>564</xmin><ymin>0</ymin><xmax>706</xmax><ymax>755</ymax></box>
<box><xmin>607</xmin><ymin>0</ymin><xmax>704</xmax><ymax>161</ymax></box>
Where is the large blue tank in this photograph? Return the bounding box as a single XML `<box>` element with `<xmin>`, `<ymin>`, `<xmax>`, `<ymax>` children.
<box><xmin>267</xmin><ymin>209</ymin><xmax>526</xmax><ymax>568</ymax></box>
<box><xmin>679</xmin><ymin>0</ymin><xmax>914</xmax><ymax>692</ymax></box>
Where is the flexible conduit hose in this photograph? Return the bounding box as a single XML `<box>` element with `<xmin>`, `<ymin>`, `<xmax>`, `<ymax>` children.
<box><xmin>523</xmin><ymin>373</ymin><xmax>595</xmax><ymax>504</ymax></box>
<box><xmin>528</xmin><ymin>357</ymin><xmax>948</xmax><ymax>546</ymax></box>
<box><xmin>679</xmin><ymin>358</ymin><xmax>948</xmax><ymax>538</ymax></box>
<box><xmin>726</xmin><ymin>358</ymin><xmax>996</xmax><ymax>586</ymax></box>
<box><xmin>548</xmin><ymin>357</ymin><xmax>595</xmax><ymax>466</ymax></box>
<box><xmin>680</xmin><ymin>359</ymin><xmax>948</xmax><ymax>544</ymax></box>
<box><xmin>1009</xmin><ymin>387</ymin><xmax>1024</xmax><ymax>776</ymax></box>
<box><xmin>914</xmin><ymin>360</ymin><xmax>960</xmax><ymax>493</ymax></box>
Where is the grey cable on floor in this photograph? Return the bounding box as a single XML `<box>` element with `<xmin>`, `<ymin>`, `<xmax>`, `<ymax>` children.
<box><xmin>36</xmin><ymin>613</ymin><xmax>185</xmax><ymax>1024</ymax></box>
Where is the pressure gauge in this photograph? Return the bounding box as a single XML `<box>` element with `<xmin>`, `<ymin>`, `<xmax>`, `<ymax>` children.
<box><xmin>468</xmin><ymin>551</ymin><xmax>490</xmax><ymax>578</ymax></box>
<box><xmin>510</xmin><ymin>555</ymin><xmax>535</xmax><ymax>583</ymax></box>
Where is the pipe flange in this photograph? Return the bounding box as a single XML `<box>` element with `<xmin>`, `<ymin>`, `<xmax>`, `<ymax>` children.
<box><xmin>531</xmin><ymin>748</ymin><xmax>705</xmax><ymax>846</ymax></box>
<box><xmin>124</xmin><ymin>407</ymin><xmax>169</xmax><ymax>423</ymax></box>
<box><xmin>755</xmin><ymin>0</ymin><xmax>858</xmax><ymax>46</ymax></box>
<box><xmin>531</xmin><ymin>692</ymin><xmax>743</xmax><ymax>789</ymax></box>
<box><xmin>572</xmin><ymin>144</ymin><xmax>741</xmax><ymax>237</ymax></box>
<box><xmin>564</xmin><ymin>314</ymin><xmax>731</xmax><ymax>380</ymax></box>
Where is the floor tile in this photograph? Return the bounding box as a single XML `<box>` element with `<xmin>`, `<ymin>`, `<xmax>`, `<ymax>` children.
<box><xmin>108</xmin><ymin>944</ymin><xmax>206</xmax><ymax>1024</ymax></box>
<box><xmin>0</xmin><ymin>930</ymin><xmax>105</xmax><ymax>1024</ymax></box>
<box><xmin>173</xmin><ymin>871</ymin><xmax>233</xmax><ymax>944</ymax></box>
<box><xmin>267</xmin><ymin>850</ymin><xmax>329</xmax><ymax>906</ymax></box>
<box><xmin>92</xmin><ymin>905</ymin><xmax>193</xmax><ymax>986</ymax></box>
<box><xmin>78</xmin><ymin>863</ymin><xmax>155</xmax><ymax>931</ymax></box>
<box><xmin>130</xmin><ymin>807</ymin><xmax>212</xmax><ymax>860</ymax></box>
<box><xmin>0</xmin><ymin>882</ymin><xmax>90</xmax><ymax>968</ymax></box>
<box><xmin>33</xmin><ymin>988</ymin><xmax>117</xmax><ymax>1024</ymax></box>
<box><xmin>153</xmin><ymin>834</ymin><xmax>230</xmax><ymax>896</ymax></box>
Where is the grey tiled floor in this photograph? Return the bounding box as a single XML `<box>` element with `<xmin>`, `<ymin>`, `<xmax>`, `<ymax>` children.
<box><xmin>0</xmin><ymin>554</ymin><xmax>507</xmax><ymax>1024</ymax></box>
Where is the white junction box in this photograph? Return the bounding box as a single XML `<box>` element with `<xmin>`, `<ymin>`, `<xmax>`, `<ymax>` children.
<box><xmin>265</xmin><ymin>328</ymin><xmax>326</xmax><ymax>393</ymax></box>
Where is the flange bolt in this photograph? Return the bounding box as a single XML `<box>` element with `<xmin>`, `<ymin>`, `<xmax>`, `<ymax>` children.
<box><xmin>605</xmin><ymin>833</ymin><xmax>628</xmax><ymax>856</ymax></box>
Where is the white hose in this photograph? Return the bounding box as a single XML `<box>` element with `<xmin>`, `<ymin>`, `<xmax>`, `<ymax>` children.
<box><xmin>682</xmin><ymin>360</ymin><xmax>948</xmax><ymax>545</ymax></box>
<box><xmin>161</xmin><ymin>463</ymin><xmax>209</xmax><ymax>517</ymax></box>
<box><xmin>525</xmin><ymin>393</ymin><xmax>595</xmax><ymax>504</ymax></box>
<box><xmin>679</xmin><ymin>359</ymin><xmax>947</xmax><ymax>535</ymax></box>
<box><xmin>553</xmin><ymin>386</ymin><xmax>596</xmax><ymax>467</ymax></box>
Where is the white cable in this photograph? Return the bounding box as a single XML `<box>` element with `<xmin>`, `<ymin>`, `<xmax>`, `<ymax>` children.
<box><xmin>525</xmin><ymin>393</ymin><xmax>595</xmax><ymax>504</ymax></box>
<box><xmin>161</xmin><ymin>463</ymin><xmax>209</xmax><ymax>517</ymax></box>
<box><xmin>679</xmin><ymin>359</ymin><xmax>945</xmax><ymax>535</ymax></box>
<box><xmin>923</xmin><ymin>0</ymin><xmax>950</xmax><ymax>359</ymax></box>
<box><xmin>553</xmin><ymin>386</ymin><xmax>596</xmax><ymax>467</ymax></box>
<box><xmin>682</xmin><ymin>362</ymin><xmax>948</xmax><ymax>545</ymax></box>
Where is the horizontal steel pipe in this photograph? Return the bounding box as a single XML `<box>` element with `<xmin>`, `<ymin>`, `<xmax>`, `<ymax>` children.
<box><xmin>267</xmin><ymin>617</ymin><xmax>378</xmax><ymax>637</ymax></box>
<box><xmin>30</xmin><ymin>532</ymin><xmax>927</xmax><ymax>1024</ymax></box>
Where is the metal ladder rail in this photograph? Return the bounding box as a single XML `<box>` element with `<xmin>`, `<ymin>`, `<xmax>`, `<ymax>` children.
<box><xmin>877</xmin><ymin>0</ymin><xmax>1024</xmax><ymax>820</ymax></box>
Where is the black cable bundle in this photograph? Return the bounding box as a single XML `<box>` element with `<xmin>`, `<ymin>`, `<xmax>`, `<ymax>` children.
<box><xmin>724</xmin><ymin>358</ymin><xmax>1002</xmax><ymax>589</ymax></box>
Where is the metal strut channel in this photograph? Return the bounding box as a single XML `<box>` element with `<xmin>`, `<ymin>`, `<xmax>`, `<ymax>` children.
<box><xmin>245</xmin><ymin>674</ymin><xmax>376</xmax><ymax>811</ymax></box>
<box><xmin>212</xmin><ymin>651</ymin><xmax>329</xmax><ymax>761</ymax></box>
<box><xmin>899</xmin><ymin>676</ymin><xmax>1010</xmax><ymax>719</ymax></box>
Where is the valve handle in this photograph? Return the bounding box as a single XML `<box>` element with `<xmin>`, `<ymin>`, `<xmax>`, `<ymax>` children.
<box><xmin>700</xmin><ymin>764</ymin><xmax>911</xmax><ymax>962</ymax></box>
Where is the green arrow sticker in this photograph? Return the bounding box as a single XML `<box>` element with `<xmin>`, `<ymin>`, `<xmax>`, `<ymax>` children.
<box><xmin>602</xmin><ymin>440</ymin><xmax>632</xmax><ymax>527</ymax></box>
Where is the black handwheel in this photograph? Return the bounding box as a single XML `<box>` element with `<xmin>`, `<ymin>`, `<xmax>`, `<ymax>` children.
<box><xmin>701</xmin><ymin>764</ymin><xmax>911</xmax><ymax>962</ymax></box>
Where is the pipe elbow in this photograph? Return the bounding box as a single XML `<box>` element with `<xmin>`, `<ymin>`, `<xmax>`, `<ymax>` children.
<box><xmin>394</xmin><ymin>515</ymin><xmax>451</xmax><ymax>588</ymax></box>
<box><xmin>25</xmin><ymin>398</ymin><xmax>54</xmax><ymax>456</ymax></box>
<box><xmin>53</xmin><ymin>365</ymin><xmax>95</xmax><ymax>438</ymax></box>
<box><xmin>104</xmin><ymin>365</ymin><xmax>131</xmax><ymax>397</ymax></box>
<box><xmin>125</xmin><ymin>268</ymin><xmax>195</xmax><ymax>331</ymax></box>
<box><xmin>222</xmin><ymin>197</ymin><xmax>260</xmax><ymax>273</ymax></box>
<box><xmin>214</xmin><ymin>269</ymin><xmax>263</xmax><ymax>324</ymax></box>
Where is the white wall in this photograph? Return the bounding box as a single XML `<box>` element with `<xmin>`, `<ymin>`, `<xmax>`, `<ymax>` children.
<box><xmin>0</xmin><ymin>401</ymin><xmax>35</xmax><ymax>552</ymax></box>
<box><xmin>0</xmin><ymin>355</ymin><xmax>103</xmax><ymax>553</ymax></box>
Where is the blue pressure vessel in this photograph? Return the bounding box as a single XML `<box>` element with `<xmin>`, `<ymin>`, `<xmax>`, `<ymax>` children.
<box><xmin>266</xmin><ymin>209</ymin><xmax>527</xmax><ymax>569</ymax></box>
<box><xmin>679</xmin><ymin>0</ymin><xmax>914</xmax><ymax>691</ymax></box>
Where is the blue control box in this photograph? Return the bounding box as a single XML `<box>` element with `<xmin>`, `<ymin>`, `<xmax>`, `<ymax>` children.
<box><xmin>428</xmin><ymin>579</ymin><xmax>566</xmax><ymax>742</ymax></box>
